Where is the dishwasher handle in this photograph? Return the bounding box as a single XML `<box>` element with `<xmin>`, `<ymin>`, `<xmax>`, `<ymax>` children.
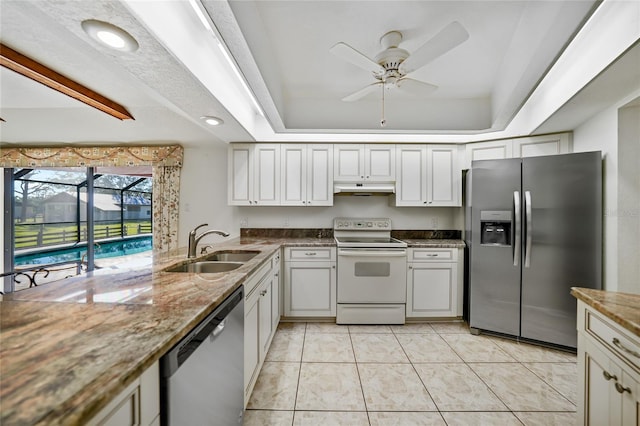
<box><xmin>162</xmin><ymin>286</ymin><xmax>243</xmax><ymax>378</ymax></box>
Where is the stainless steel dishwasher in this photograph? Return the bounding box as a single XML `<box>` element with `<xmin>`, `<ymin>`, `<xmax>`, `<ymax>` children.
<box><xmin>160</xmin><ymin>286</ymin><xmax>244</xmax><ymax>425</ymax></box>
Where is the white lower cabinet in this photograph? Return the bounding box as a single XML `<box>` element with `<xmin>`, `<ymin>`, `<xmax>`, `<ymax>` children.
<box><xmin>243</xmin><ymin>251</ymin><xmax>280</xmax><ymax>407</ymax></box>
<box><xmin>577</xmin><ymin>300</ymin><xmax>640</xmax><ymax>425</ymax></box>
<box><xmin>88</xmin><ymin>361</ymin><xmax>160</xmax><ymax>426</ymax></box>
<box><xmin>406</xmin><ymin>248</ymin><xmax>463</xmax><ymax>318</ymax></box>
<box><xmin>284</xmin><ymin>247</ymin><xmax>336</xmax><ymax>317</ymax></box>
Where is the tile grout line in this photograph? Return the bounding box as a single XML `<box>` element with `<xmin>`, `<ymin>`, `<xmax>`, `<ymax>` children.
<box><xmin>437</xmin><ymin>330</ymin><xmax>514</xmax><ymax>416</ymax></box>
<box><xmin>290</xmin><ymin>322</ymin><xmax>307</xmax><ymax>424</ymax></box>
<box><xmin>393</xmin><ymin>327</ymin><xmax>449</xmax><ymax>425</ymax></box>
<box><xmin>348</xmin><ymin>326</ymin><xmax>373</xmax><ymax>426</ymax></box>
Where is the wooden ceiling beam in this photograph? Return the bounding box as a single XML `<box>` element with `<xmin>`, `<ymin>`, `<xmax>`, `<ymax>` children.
<box><xmin>0</xmin><ymin>43</ymin><xmax>134</xmax><ymax>121</ymax></box>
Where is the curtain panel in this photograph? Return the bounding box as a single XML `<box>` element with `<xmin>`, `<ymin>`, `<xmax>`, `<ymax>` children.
<box><xmin>0</xmin><ymin>145</ymin><xmax>183</xmax><ymax>252</ymax></box>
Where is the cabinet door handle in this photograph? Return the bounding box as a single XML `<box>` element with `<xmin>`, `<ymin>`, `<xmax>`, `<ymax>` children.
<box><xmin>612</xmin><ymin>337</ymin><xmax>640</xmax><ymax>358</ymax></box>
<box><xmin>408</xmin><ymin>265</ymin><xmax>413</xmax><ymax>269</ymax></box>
<box><xmin>274</xmin><ymin>273</ymin><xmax>279</xmax><ymax>277</ymax></box>
<box><xmin>615</xmin><ymin>382</ymin><xmax>632</xmax><ymax>394</ymax></box>
<box><xmin>603</xmin><ymin>371</ymin><xmax>617</xmax><ymax>381</ymax></box>
<box><xmin>260</xmin><ymin>290</ymin><xmax>267</xmax><ymax>296</ymax></box>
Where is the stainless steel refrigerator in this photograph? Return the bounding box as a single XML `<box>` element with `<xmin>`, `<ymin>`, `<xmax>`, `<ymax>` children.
<box><xmin>467</xmin><ymin>151</ymin><xmax>602</xmax><ymax>349</ymax></box>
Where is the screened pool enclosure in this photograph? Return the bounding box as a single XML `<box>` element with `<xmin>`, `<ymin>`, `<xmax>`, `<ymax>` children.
<box><xmin>3</xmin><ymin>167</ymin><xmax>153</xmax><ymax>291</ymax></box>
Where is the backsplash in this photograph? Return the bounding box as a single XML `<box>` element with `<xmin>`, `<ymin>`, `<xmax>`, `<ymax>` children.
<box><xmin>391</xmin><ymin>229</ymin><xmax>462</xmax><ymax>239</ymax></box>
<box><xmin>241</xmin><ymin>228</ymin><xmax>461</xmax><ymax>239</ymax></box>
<box><xmin>241</xmin><ymin>228</ymin><xmax>333</xmax><ymax>238</ymax></box>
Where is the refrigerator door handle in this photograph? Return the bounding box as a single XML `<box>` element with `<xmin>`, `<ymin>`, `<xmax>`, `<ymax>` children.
<box><xmin>513</xmin><ymin>191</ymin><xmax>521</xmax><ymax>266</ymax></box>
<box><xmin>524</xmin><ymin>191</ymin><xmax>532</xmax><ymax>268</ymax></box>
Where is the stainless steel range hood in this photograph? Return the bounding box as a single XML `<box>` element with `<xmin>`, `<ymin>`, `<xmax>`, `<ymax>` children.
<box><xmin>333</xmin><ymin>182</ymin><xmax>395</xmax><ymax>195</ymax></box>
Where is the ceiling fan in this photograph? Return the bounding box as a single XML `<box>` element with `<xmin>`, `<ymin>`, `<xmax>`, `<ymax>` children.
<box><xmin>330</xmin><ymin>22</ymin><xmax>469</xmax><ymax>103</ymax></box>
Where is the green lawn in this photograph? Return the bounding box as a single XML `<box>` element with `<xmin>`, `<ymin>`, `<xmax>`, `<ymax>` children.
<box><xmin>14</xmin><ymin>221</ymin><xmax>152</xmax><ymax>249</ymax></box>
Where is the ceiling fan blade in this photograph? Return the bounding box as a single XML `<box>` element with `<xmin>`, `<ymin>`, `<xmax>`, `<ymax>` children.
<box><xmin>330</xmin><ymin>42</ymin><xmax>384</xmax><ymax>75</ymax></box>
<box><xmin>399</xmin><ymin>21</ymin><xmax>469</xmax><ymax>75</ymax></box>
<box><xmin>341</xmin><ymin>82</ymin><xmax>382</xmax><ymax>102</ymax></box>
<box><xmin>396</xmin><ymin>78</ymin><xmax>438</xmax><ymax>97</ymax></box>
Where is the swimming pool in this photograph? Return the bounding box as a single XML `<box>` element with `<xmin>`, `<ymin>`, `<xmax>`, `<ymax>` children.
<box><xmin>15</xmin><ymin>236</ymin><xmax>153</xmax><ymax>266</ymax></box>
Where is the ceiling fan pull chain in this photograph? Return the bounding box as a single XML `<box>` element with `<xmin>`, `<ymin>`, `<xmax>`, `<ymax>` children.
<box><xmin>380</xmin><ymin>82</ymin><xmax>386</xmax><ymax>127</ymax></box>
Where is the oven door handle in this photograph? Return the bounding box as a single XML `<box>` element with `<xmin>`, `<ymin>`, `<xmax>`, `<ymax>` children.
<box><xmin>338</xmin><ymin>249</ymin><xmax>407</xmax><ymax>257</ymax></box>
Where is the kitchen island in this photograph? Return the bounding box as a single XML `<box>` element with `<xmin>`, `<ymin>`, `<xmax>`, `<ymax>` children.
<box><xmin>572</xmin><ymin>287</ymin><xmax>640</xmax><ymax>425</ymax></box>
<box><xmin>0</xmin><ymin>237</ymin><xmax>334</xmax><ymax>425</ymax></box>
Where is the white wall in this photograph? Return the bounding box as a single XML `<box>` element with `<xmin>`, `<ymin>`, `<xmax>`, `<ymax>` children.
<box><xmin>572</xmin><ymin>91</ymin><xmax>640</xmax><ymax>293</ymax></box>
<box><xmin>616</xmin><ymin>103</ymin><xmax>640</xmax><ymax>293</ymax></box>
<box><xmin>573</xmin><ymin>104</ymin><xmax>618</xmax><ymax>291</ymax></box>
<box><xmin>178</xmin><ymin>144</ymin><xmax>240</xmax><ymax>246</ymax></box>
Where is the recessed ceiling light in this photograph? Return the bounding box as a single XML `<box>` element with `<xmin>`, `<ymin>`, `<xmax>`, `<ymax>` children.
<box><xmin>81</xmin><ymin>20</ymin><xmax>139</xmax><ymax>52</ymax></box>
<box><xmin>201</xmin><ymin>116</ymin><xmax>224</xmax><ymax>126</ymax></box>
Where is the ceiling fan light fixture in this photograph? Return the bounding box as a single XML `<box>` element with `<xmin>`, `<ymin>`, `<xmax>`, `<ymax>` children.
<box><xmin>201</xmin><ymin>115</ymin><xmax>224</xmax><ymax>126</ymax></box>
<box><xmin>81</xmin><ymin>20</ymin><xmax>139</xmax><ymax>52</ymax></box>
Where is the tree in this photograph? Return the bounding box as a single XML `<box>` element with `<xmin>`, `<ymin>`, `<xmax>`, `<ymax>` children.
<box><xmin>15</xmin><ymin>180</ymin><xmax>56</xmax><ymax>223</ymax></box>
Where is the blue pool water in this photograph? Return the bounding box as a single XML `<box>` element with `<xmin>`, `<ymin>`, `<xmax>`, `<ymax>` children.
<box><xmin>15</xmin><ymin>236</ymin><xmax>153</xmax><ymax>266</ymax></box>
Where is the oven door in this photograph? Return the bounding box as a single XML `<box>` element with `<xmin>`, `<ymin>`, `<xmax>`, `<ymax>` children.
<box><xmin>337</xmin><ymin>248</ymin><xmax>407</xmax><ymax>303</ymax></box>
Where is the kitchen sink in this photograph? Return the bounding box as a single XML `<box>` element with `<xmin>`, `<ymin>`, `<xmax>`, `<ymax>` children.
<box><xmin>165</xmin><ymin>261</ymin><xmax>243</xmax><ymax>273</ymax></box>
<box><xmin>204</xmin><ymin>250</ymin><xmax>260</xmax><ymax>262</ymax></box>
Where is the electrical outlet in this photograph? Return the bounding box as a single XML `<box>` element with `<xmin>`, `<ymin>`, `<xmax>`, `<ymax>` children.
<box><xmin>431</xmin><ymin>217</ymin><xmax>439</xmax><ymax>229</ymax></box>
<box><xmin>240</xmin><ymin>217</ymin><xmax>248</xmax><ymax>227</ymax></box>
<box><xmin>284</xmin><ymin>217</ymin><xmax>289</xmax><ymax>227</ymax></box>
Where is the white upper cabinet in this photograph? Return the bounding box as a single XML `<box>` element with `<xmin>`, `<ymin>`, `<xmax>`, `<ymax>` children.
<box><xmin>512</xmin><ymin>133</ymin><xmax>571</xmax><ymax>158</ymax></box>
<box><xmin>395</xmin><ymin>145</ymin><xmax>426</xmax><ymax>206</ymax></box>
<box><xmin>427</xmin><ymin>146</ymin><xmax>460</xmax><ymax>206</ymax></box>
<box><xmin>228</xmin><ymin>144</ymin><xmax>253</xmax><ymax>206</ymax></box>
<box><xmin>334</xmin><ymin>144</ymin><xmax>395</xmax><ymax>182</ymax></box>
<box><xmin>395</xmin><ymin>145</ymin><xmax>461</xmax><ymax>207</ymax></box>
<box><xmin>464</xmin><ymin>140</ymin><xmax>512</xmax><ymax>169</ymax></box>
<box><xmin>463</xmin><ymin>132</ymin><xmax>571</xmax><ymax>169</ymax></box>
<box><xmin>228</xmin><ymin>144</ymin><xmax>280</xmax><ymax>206</ymax></box>
<box><xmin>281</xmin><ymin>144</ymin><xmax>333</xmax><ymax>206</ymax></box>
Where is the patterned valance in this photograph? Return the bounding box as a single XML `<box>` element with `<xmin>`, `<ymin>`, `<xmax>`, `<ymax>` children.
<box><xmin>0</xmin><ymin>145</ymin><xmax>183</xmax><ymax>168</ymax></box>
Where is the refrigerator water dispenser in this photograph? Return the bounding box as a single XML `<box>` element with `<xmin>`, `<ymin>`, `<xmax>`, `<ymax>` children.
<box><xmin>480</xmin><ymin>211</ymin><xmax>511</xmax><ymax>246</ymax></box>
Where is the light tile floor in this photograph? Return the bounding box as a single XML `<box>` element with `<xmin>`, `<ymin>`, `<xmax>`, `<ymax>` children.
<box><xmin>244</xmin><ymin>321</ymin><xmax>578</xmax><ymax>426</ymax></box>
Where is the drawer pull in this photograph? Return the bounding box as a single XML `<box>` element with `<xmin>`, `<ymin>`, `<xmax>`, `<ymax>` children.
<box><xmin>426</xmin><ymin>254</ymin><xmax>438</xmax><ymax>257</ymax></box>
<box><xmin>615</xmin><ymin>382</ymin><xmax>631</xmax><ymax>394</ymax></box>
<box><xmin>260</xmin><ymin>290</ymin><xmax>267</xmax><ymax>296</ymax></box>
<box><xmin>612</xmin><ymin>337</ymin><xmax>640</xmax><ymax>358</ymax></box>
<box><xmin>603</xmin><ymin>371</ymin><xmax>617</xmax><ymax>381</ymax></box>
<box><xmin>305</xmin><ymin>252</ymin><xmax>317</xmax><ymax>256</ymax></box>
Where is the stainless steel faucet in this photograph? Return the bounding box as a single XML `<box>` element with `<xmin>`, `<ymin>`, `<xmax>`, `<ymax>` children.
<box><xmin>187</xmin><ymin>223</ymin><xmax>230</xmax><ymax>258</ymax></box>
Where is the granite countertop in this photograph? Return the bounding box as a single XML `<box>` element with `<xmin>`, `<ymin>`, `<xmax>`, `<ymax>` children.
<box><xmin>571</xmin><ymin>287</ymin><xmax>640</xmax><ymax>337</ymax></box>
<box><xmin>0</xmin><ymin>236</ymin><xmax>334</xmax><ymax>425</ymax></box>
<box><xmin>402</xmin><ymin>239</ymin><xmax>466</xmax><ymax>248</ymax></box>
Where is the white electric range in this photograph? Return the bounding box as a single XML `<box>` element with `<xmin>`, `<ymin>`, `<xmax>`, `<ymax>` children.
<box><xmin>334</xmin><ymin>218</ymin><xmax>407</xmax><ymax>324</ymax></box>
